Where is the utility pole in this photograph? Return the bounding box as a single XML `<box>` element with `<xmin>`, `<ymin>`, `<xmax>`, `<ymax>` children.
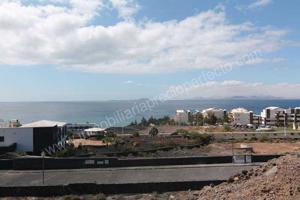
<box><xmin>41</xmin><ymin>151</ymin><xmax>45</xmax><ymax>185</ymax></box>
<box><xmin>284</xmin><ymin>112</ymin><xmax>287</xmax><ymax>138</ymax></box>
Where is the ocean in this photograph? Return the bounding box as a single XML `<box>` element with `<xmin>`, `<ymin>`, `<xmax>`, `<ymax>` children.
<box><xmin>0</xmin><ymin>99</ymin><xmax>299</xmax><ymax>127</ymax></box>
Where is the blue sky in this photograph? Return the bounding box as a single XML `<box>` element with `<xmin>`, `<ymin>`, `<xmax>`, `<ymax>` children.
<box><xmin>0</xmin><ymin>0</ymin><xmax>299</xmax><ymax>101</ymax></box>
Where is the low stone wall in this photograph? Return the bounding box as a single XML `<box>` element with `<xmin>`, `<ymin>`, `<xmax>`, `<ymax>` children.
<box><xmin>6</xmin><ymin>155</ymin><xmax>280</xmax><ymax>170</ymax></box>
<box><xmin>118</xmin><ymin>156</ymin><xmax>232</xmax><ymax>167</ymax></box>
<box><xmin>0</xmin><ymin>181</ymin><xmax>224</xmax><ymax>197</ymax></box>
<box><xmin>13</xmin><ymin>157</ymin><xmax>118</xmax><ymax>170</ymax></box>
<box><xmin>0</xmin><ymin>159</ymin><xmax>13</xmax><ymax>169</ymax></box>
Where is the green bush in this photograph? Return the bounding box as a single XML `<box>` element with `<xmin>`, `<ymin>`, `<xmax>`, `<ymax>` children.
<box><xmin>181</xmin><ymin>132</ymin><xmax>213</xmax><ymax>145</ymax></box>
<box><xmin>223</xmin><ymin>125</ymin><xmax>232</xmax><ymax>132</ymax></box>
<box><xmin>258</xmin><ymin>135</ymin><xmax>269</xmax><ymax>142</ymax></box>
<box><xmin>175</xmin><ymin>129</ymin><xmax>189</xmax><ymax>134</ymax></box>
<box><xmin>132</xmin><ymin>132</ymin><xmax>140</xmax><ymax>137</ymax></box>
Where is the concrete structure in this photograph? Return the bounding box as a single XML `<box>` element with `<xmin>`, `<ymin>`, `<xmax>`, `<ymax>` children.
<box><xmin>291</xmin><ymin>107</ymin><xmax>300</xmax><ymax>130</ymax></box>
<box><xmin>230</xmin><ymin>108</ymin><xmax>259</xmax><ymax>126</ymax></box>
<box><xmin>260</xmin><ymin>107</ymin><xmax>300</xmax><ymax>128</ymax></box>
<box><xmin>0</xmin><ymin>119</ymin><xmax>21</xmax><ymax>128</ymax></box>
<box><xmin>84</xmin><ymin>128</ymin><xmax>106</xmax><ymax>136</ymax></box>
<box><xmin>0</xmin><ymin>128</ymin><xmax>33</xmax><ymax>152</ymax></box>
<box><xmin>0</xmin><ymin>120</ymin><xmax>68</xmax><ymax>155</ymax></box>
<box><xmin>8</xmin><ymin>119</ymin><xmax>21</xmax><ymax>128</ymax></box>
<box><xmin>261</xmin><ymin>107</ymin><xmax>286</xmax><ymax>126</ymax></box>
<box><xmin>174</xmin><ymin>110</ymin><xmax>189</xmax><ymax>124</ymax></box>
<box><xmin>202</xmin><ymin>108</ymin><xmax>226</xmax><ymax>119</ymax></box>
<box><xmin>67</xmin><ymin>122</ymin><xmax>99</xmax><ymax>133</ymax></box>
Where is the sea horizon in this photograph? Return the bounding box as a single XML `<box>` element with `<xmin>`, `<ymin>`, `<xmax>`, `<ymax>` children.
<box><xmin>1</xmin><ymin>99</ymin><xmax>300</xmax><ymax>126</ymax></box>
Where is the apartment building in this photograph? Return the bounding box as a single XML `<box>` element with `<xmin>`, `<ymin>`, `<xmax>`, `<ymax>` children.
<box><xmin>174</xmin><ymin>110</ymin><xmax>189</xmax><ymax>124</ymax></box>
<box><xmin>230</xmin><ymin>108</ymin><xmax>260</xmax><ymax>126</ymax></box>
<box><xmin>202</xmin><ymin>108</ymin><xmax>227</xmax><ymax>120</ymax></box>
<box><xmin>261</xmin><ymin>107</ymin><xmax>286</xmax><ymax>126</ymax></box>
<box><xmin>290</xmin><ymin>107</ymin><xmax>300</xmax><ymax>130</ymax></box>
<box><xmin>260</xmin><ymin>107</ymin><xmax>300</xmax><ymax>129</ymax></box>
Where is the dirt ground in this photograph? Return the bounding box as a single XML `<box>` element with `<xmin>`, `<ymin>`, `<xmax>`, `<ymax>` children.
<box><xmin>72</xmin><ymin>137</ymin><xmax>300</xmax><ymax>157</ymax></box>
<box><xmin>140</xmin><ymin>125</ymin><xmax>300</xmax><ymax>135</ymax></box>
<box><xmin>72</xmin><ymin>139</ymin><xmax>107</xmax><ymax>147</ymax></box>
<box><xmin>138</xmin><ymin>141</ymin><xmax>300</xmax><ymax>157</ymax></box>
<box><xmin>209</xmin><ymin>141</ymin><xmax>300</xmax><ymax>155</ymax></box>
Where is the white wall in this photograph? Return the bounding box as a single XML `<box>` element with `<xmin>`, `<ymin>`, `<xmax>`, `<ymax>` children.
<box><xmin>203</xmin><ymin>110</ymin><xmax>225</xmax><ymax>119</ymax></box>
<box><xmin>0</xmin><ymin>128</ymin><xmax>33</xmax><ymax>152</ymax></box>
<box><xmin>174</xmin><ymin>111</ymin><xmax>189</xmax><ymax>124</ymax></box>
<box><xmin>232</xmin><ymin>112</ymin><xmax>250</xmax><ymax>125</ymax></box>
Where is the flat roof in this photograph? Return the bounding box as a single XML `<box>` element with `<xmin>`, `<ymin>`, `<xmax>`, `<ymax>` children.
<box><xmin>21</xmin><ymin>120</ymin><xmax>67</xmax><ymax>128</ymax></box>
<box><xmin>231</xmin><ymin>108</ymin><xmax>251</xmax><ymax>113</ymax></box>
<box><xmin>265</xmin><ymin>106</ymin><xmax>285</xmax><ymax>110</ymax></box>
<box><xmin>202</xmin><ymin>108</ymin><xmax>225</xmax><ymax>112</ymax></box>
<box><xmin>84</xmin><ymin>128</ymin><xmax>106</xmax><ymax>132</ymax></box>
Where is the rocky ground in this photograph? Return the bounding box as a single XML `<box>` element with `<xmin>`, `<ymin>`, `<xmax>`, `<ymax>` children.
<box><xmin>195</xmin><ymin>154</ymin><xmax>300</xmax><ymax>200</ymax></box>
<box><xmin>1</xmin><ymin>155</ymin><xmax>299</xmax><ymax>200</ymax></box>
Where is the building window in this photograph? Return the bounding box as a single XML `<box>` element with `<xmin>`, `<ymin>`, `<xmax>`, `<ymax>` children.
<box><xmin>0</xmin><ymin>136</ymin><xmax>4</xmax><ymax>142</ymax></box>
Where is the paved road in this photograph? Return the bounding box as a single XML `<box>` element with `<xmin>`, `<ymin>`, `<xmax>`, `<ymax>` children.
<box><xmin>0</xmin><ymin>163</ymin><xmax>260</xmax><ymax>187</ymax></box>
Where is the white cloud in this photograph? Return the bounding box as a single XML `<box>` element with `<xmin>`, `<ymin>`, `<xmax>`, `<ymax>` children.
<box><xmin>110</xmin><ymin>0</ymin><xmax>139</xmax><ymax>19</ymax></box>
<box><xmin>168</xmin><ymin>81</ymin><xmax>300</xmax><ymax>99</ymax></box>
<box><xmin>248</xmin><ymin>0</ymin><xmax>272</xmax><ymax>9</ymax></box>
<box><xmin>124</xmin><ymin>80</ymin><xmax>133</xmax><ymax>84</ymax></box>
<box><xmin>0</xmin><ymin>1</ymin><xmax>287</xmax><ymax>74</ymax></box>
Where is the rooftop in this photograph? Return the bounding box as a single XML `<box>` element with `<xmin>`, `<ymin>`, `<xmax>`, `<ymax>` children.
<box><xmin>231</xmin><ymin>108</ymin><xmax>250</xmax><ymax>113</ymax></box>
<box><xmin>265</xmin><ymin>106</ymin><xmax>284</xmax><ymax>110</ymax></box>
<box><xmin>21</xmin><ymin>120</ymin><xmax>67</xmax><ymax>128</ymax></box>
<box><xmin>202</xmin><ymin>108</ymin><xmax>225</xmax><ymax>112</ymax></box>
<box><xmin>84</xmin><ymin>128</ymin><xmax>106</xmax><ymax>132</ymax></box>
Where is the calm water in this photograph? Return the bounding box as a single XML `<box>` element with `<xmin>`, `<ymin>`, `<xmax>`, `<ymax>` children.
<box><xmin>0</xmin><ymin>99</ymin><xmax>300</xmax><ymax>126</ymax></box>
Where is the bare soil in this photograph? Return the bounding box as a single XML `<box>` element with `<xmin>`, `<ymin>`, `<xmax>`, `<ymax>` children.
<box><xmin>135</xmin><ymin>141</ymin><xmax>300</xmax><ymax>157</ymax></box>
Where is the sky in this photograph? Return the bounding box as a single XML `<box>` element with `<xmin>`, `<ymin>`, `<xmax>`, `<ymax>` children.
<box><xmin>0</xmin><ymin>0</ymin><xmax>299</xmax><ymax>101</ymax></box>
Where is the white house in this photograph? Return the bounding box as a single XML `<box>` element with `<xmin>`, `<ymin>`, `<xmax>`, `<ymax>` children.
<box><xmin>230</xmin><ymin>108</ymin><xmax>255</xmax><ymax>126</ymax></box>
<box><xmin>0</xmin><ymin>120</ymin><xmax>67</xmax><ymax>155</ymax></box>
<box><xmin>0</xmin><ymin>127</ymin><xmax>33</xmax><ymax>152</ymax></box>
<box><xmin>174</xmin><ymin>110</ymin><xmax>189</xmax><ymax>124</ymax></box>
<box><xmin>202</xmin><ymin>108</ymin><xmax>226</xmax><ymax>119</ymax></box>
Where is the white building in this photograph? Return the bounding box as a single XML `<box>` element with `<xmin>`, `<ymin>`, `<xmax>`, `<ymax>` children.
<box><xmin>174</xmin><ymin>110</ymin><xmax>189</xmax><ymax>124</ymax></box>
<box><xmin>260</xmin><ymin>107</ymin><xmax>300</xmax><ymax>128</ymax></box>
<box><xmin>261</xmin><ymin>107</ymin><xmax>286</xmax><ymax>126</ymax></box>
<box><xmin>84</xmin><ymin>128</ymin><xmax>106</xmax><ymax>136</ymax></box>
<box><xmin>291</xmin><ymin>107</ymin><xmax>300</xmax><ymax>130</ymax></box>
<box><xmin>202</xmin><ymin>108</ymin><xmax>226</xmax><ymax>119</ymax></box>
<box><xmin>230</xmin><ymin>108</ymin><xmax>258</xmax><ymax>126</ymax></box>
<box><xmin>67</xmin><ymin>122</ymin><xmax>99</xmax><ymax>133</ymax></box>
<box><xmin>0</xmin><ymin>127</ymin><xmax>33</xmax><ymax>152</ymax></box>
<box><xmin>0</xmin><ymin>120</ymin><xmax>67</xmax><ymax>154</ymax></box>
